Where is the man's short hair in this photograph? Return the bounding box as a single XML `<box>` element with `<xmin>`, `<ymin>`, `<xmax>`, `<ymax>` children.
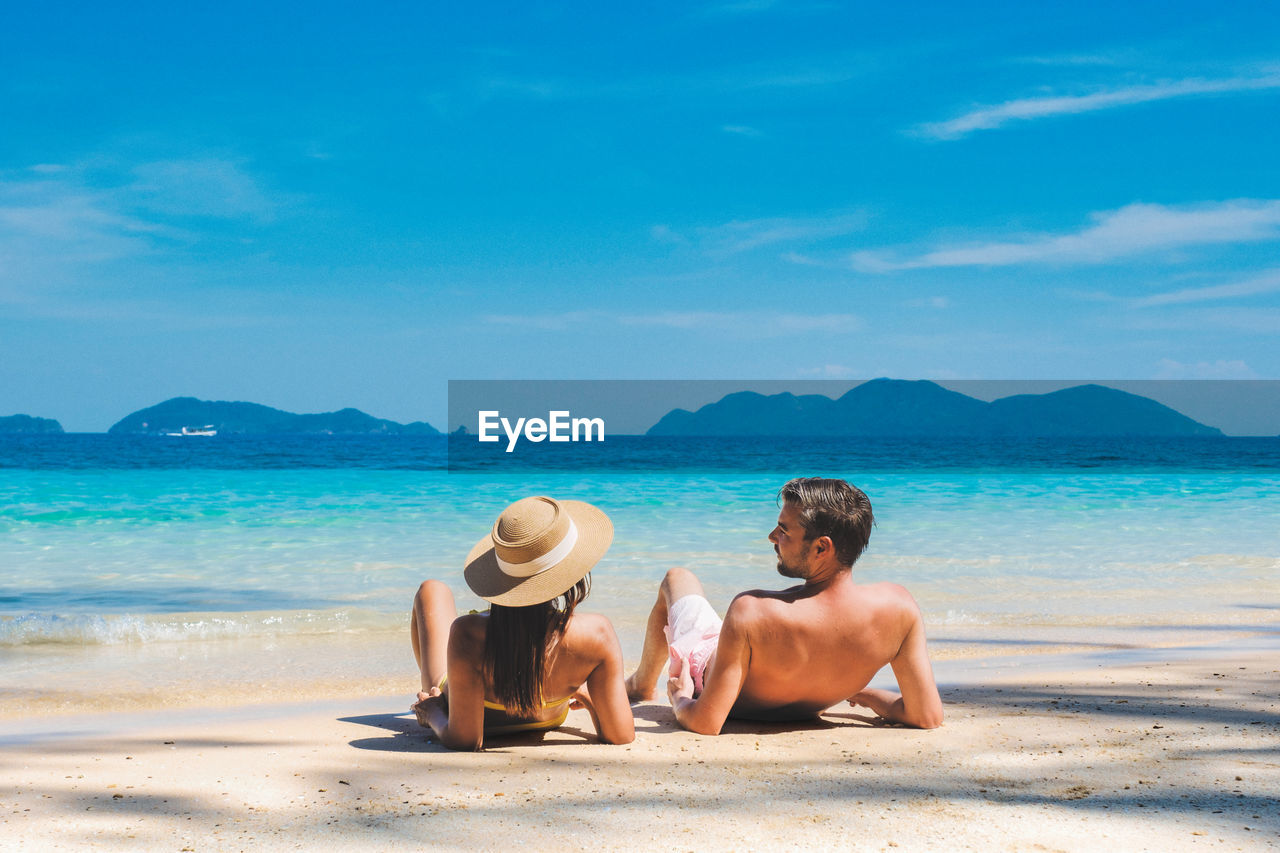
<box><xmin>778</xmin><ymin>477</ymin><xmax>874</xmax><ymax>567</ymax></box>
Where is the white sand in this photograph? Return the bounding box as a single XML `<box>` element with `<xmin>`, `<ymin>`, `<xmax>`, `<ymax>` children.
<box><xmin>2</xmin><ymin>647</ymin><xmax>1276</xmax><ymax>851</ymax></box>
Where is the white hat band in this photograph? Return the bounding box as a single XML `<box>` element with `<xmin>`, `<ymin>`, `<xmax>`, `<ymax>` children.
<box><xmin>496</xmin><ymin>519</ymin><xmax>579</xmax><ymax>579</ymax></box>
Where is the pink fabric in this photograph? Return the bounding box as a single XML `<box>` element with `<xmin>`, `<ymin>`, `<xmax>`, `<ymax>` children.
<box><xmin>664</xmin><ymin>594</ymin><xmax>723</xmax><ymax>694</ymax></box>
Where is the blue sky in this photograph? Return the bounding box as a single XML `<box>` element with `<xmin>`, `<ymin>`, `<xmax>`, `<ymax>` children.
<box><xmin>3</xmin><ymin>2</ymin><xmax>1279</xmax><ymax>432</ymax></box>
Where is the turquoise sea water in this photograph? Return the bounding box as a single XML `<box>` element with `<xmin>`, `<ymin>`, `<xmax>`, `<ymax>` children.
<box><xmin>2</xmin><ymin>435</ymin><xmax>1277</xmax><ymax>711</ymax></box>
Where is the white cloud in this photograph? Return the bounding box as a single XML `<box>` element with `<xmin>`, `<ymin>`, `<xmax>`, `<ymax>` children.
<box><xmin>1013</xmin><ymin>52</ymin><xmax>1134</xmax><ymax>67</ymax></box>
<box><xmin>623</xmin><ymin>311</ymin><xmax>859</xmax><ymax>332</ymax></box>
<box><xmin>0</xmin><ymin>179</ymin><xmax>167</xmax><ymax>284</ymax></box>
<box><xmin>712</xmin><ymin>213</ymin><xmax>868</xmax><ymax>253</ymax></box>
<box><xmin>1154</xmin><ymin>358</ymin><xmax>1258</xmax><ymax>379</ymax></box>
<box><xmin>480</xmin><ymin>310</ymin><xmax>602</xmax><ymax>330</ymax></box>
<box><xmin>0</xmin><ymin>157</ymin><xmax>282</xmax><ymax>305</ymax></box>
<box><xmin>704</xmin><ymin>0</ymin><xmax>783</xmax><ymax>13</ymax></box>
<box><xmin>129</xmin><ymin>159</ymin><xmax>277</xmax><ymax>221</ymax></box>
<box><xmin>904</xmin><ymin>296</ymin><xmax>950</xmax><ymax>309</ymax></box>
<box><xmin>482</xmin><ymin>309</ymin><xmax>861</xmax><ymax>335</ymax></box>
<box><xmin>796</xmin><ymin>364</ymin><xmax>859</xmax><ymax>378</ymax></box>
<box><xmin>618</xmin><ymin>311</ymin><xmax>722</xmax><ymax>329</ymax></box>
<box><xmin>701</xmin><ymin>0</ymin><xmax>838</xmax><ymax>16</ymax></box>
<box><xmin>480</xmin><ymin>76</ymin><xmax>567</xmax><ymax>99</ymax></box>
<box><xmin>649</xmin><ymin>224</ymin><xmax>689</xmax><ymax>245</ymax></box>
<box><xmin>663</xmin><ymin>210</ymin><xmax>868</xmax><ymax>256</ymax></box>
<box><xmin>473</xmin><ymin>55</ymin><xmax>868</xmax><ymax>105</ymax></box>
<box><xmin>0</xmin><ymin>187</ymin><xmax>159</xmax><ymax>244</ymax></box>
<box><xmin>1121</xmin><ymin>307</ymin><xmax>1280</xmax><ymax>333</ymax></box>
<box><xmin>726</xmin><ymin>67</ymin><xmax>862</xmax><ymax>90</ymax></box>
<box><xmin>875</xmin><ymin>330</ymin><xmax>1080</xmax><ymax>359</ymax></box>
<box><xmin>4</xmin><ymin>293</ymin><xmax>271</xmax><ymax>327</ymax></box>
<box><xmin>917</xmin><ymin>72</ymin><xmax>1280</xmax><ymax>140</ymax></box>
<box><xmin>1059</xmin><ymin>288</ymin><xmax>1123</xmax><ymax>303</ymax></box>
<box><xmin>1</xmin><ymin>157</ymin><xmax>277</xmax><ymax>255</ymax></box>
<box><xmin>851</xmin><ymin>200</ymin><xmax>1280</xmax><ymax>271</ymax></box>
<box><xmin>1133</xmin><ymin>269</ymin><xmax>1280</xmax><ymax>307</ymax></box>
<box><xmin>780</xmin><ymin>251</ymin><xmax>825</xmax><ymax>266</ymax></box>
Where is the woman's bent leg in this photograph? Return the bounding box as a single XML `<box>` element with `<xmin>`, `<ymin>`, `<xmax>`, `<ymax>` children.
<box><xmin>410</xmin><ymin>579</ymin><xmax>456</xmax><ymax>693</ymax></box>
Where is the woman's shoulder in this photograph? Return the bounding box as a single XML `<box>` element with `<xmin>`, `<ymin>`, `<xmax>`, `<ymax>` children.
<box><xmin>566</xmin><ymin>610</ymin><xmax>612</xmax><ymax>630</ymax></box>
<box><xmin>562</xmin><ymin>612</ymin><xmax>621</xmax><ymax>654</ymax></box>
<box><xmin>448</xmin><ymin>611</ymin><xmax>488</xmax><ymax>645</ymax></box>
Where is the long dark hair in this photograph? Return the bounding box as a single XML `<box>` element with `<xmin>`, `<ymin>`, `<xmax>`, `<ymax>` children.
<box><xmin>483</xmin><ymin>575</ymin><xmax>590</xmax><ymax>717</ymax></box>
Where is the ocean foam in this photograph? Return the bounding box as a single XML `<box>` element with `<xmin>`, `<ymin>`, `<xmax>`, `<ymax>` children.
<box><xmin>0</xmin><ymin>609</ymin><xmax>395</xmax><ymax>647</ymax></box>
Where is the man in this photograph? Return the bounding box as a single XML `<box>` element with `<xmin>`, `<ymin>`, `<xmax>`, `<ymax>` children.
<box><xmin>625</xmin><ymin>477</ymin><xmax>943</xmax><ymax>734</ymax></box>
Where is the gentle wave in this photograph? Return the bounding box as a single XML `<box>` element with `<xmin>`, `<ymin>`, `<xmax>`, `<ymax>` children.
<box><xmin>0</xmin><ymin>609</ymin><xmax>399</xmax><ymax>646</ymax></box>
<box><xmin>3</xmin><ymin>434</ymin><xmax>1279</xmax><ymax>471</ymax></box>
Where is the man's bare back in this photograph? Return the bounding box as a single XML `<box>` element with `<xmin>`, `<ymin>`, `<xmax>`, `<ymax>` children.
<box><xmin>626</xmin><ymin>478</ymin><xmax>943</xmax><ymax>734</ymax></box>
<box><xmin>717</xmin><ymin>578</ymin><xmax>932</xmax><ymax>719</ymax></box>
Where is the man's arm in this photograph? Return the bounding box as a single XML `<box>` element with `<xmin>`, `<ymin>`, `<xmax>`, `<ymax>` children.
<box><xmin>850</xmin><ymin>598</ymin><xmax>942</xmax><ymax>729</ymax></box>
<box><xmin>667</xmin><ymin>598</ymin><xmax>753</xmax><ymax>735</ymax></box>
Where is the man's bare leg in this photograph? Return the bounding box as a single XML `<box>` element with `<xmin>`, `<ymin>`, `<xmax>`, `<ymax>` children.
<box><xmin>624</xmin><ymin>567</ymin><xmax>706</xmax><ymax>701</ymax></box>
<box><xmin>410</xmin><ymin>580</ymin><xmax>456</xmax><ymax>696</ymax></box>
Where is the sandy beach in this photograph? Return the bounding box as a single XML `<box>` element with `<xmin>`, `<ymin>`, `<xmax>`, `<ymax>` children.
<box><xmin>3</xmin><ymin>643</ymin><xmax>1275</xmax><ymax>852</ymax></box>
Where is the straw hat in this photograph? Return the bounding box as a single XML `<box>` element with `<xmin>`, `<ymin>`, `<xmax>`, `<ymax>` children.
<box><xmin>464</xmin><ymin>496</ymin><xmax>613</xmax><ymax>606</ymax></box>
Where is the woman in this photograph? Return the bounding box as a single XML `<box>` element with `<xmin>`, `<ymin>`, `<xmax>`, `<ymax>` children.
<box><xmin>410</xmin><ymin>495</ymin><xmax>635</xmax><ymax>750</ymax></box>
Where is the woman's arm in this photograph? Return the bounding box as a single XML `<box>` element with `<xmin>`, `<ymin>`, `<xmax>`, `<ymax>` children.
<box><xmin>429</xmin><ymin>618</ymin><xmax>487</xmax><ymax>750</ymax></box>
<box><xmin>415</xmin><ymin>694</ymin><xmax>451</xmax><ymax>742</ymax></box>
<box><xmin>580</xmin><ymin>619</ymin><xmax>635</xmax><ymax>744</ymax></box>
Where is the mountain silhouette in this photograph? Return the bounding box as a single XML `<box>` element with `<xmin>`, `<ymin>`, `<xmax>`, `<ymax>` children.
<box><xmin>108</xmin><ymin>397</ymin><xmax>439</xmax><ymax>435</ymax></box>
<box><xmin>646</xmin><ymin>380</ymin><xmax>1221</xmax><ymax>437</ymax></box>
<box><xmin>0</xmin><ymin>414</ymin><xmax>64</xmax><ymax>434</ymax></box>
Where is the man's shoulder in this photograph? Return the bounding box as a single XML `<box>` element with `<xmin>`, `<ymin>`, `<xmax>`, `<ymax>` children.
<box><xmin>726</xmin><ymin>587</ymin><xmax>792</xmax><ymax>609</ymax></box>
<box><xmin>720</xmin><ymin>589</ymin><xmax>775</xmax><ymax>628</ymax></box>
<box><xmin>863</xmin><ymin>580</ymin><xmax>919</xmax><ymax>604</ymax></box>
<box><xmin>735</xmin><ymin>580</ymin><xmax>920</xmax><ymax>618</ymax></box>
<box><xmin>723</xmin><ymin>586</ymin><xmax>807</xmax><ymax>626</ymax></box>
<box><xmin>854</xmin><ymin>582</ymin><xmax>926</xmax><ymax>637</ymax></box>
<box><xmin>849</xmin><ymin>580</ymin><xmax>922</xmax><ymax>615</ymax></box>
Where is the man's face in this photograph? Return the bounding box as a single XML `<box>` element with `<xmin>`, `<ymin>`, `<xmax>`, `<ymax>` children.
<box><xmin>768</xmin><ymin>503</ymin><xmax>811</xmax><ymax>578</ymax></box>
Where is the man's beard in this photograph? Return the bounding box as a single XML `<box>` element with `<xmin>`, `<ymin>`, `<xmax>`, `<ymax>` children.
<box><xmin>776</xmin><ymin>554</ymin><xmax>807</xmax><ymax>578</ymax></box>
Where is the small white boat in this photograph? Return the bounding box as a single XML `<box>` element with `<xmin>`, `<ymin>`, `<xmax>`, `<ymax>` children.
<box><xmin>165</xmin><ymin>425</ymin><xmax>218</xmax><ymax>436</ymax></box>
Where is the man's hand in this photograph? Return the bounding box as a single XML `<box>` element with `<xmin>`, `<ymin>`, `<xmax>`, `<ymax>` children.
<box><xmin>849</xmin><ymin>689</ymin><xmax>886</xmax><ymax>717</ymax></box>
<box><xmin>666</xmin><ymin>650</ymin><xmax>694</xmax><ymax>705</ymax></box>
<box><xmin>849</xmin><ymin>687</ymin><xmax>942</xmax><ymax>729</ymax></box>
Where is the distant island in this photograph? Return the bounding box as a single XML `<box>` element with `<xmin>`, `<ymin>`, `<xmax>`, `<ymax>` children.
<box><xmin>108</xmin><ymin>397</ymin><xmax>439</xmax><ymax>436</ymax></box>
<box><xmin>646</xmin><ymin>380</ymin><xmax>1222</xmax><ymax>437</ymax></box>
<box><xmin>0</xmin><ymin>414</ymin><xmax>64</xmax><ymax>434</ymax></box>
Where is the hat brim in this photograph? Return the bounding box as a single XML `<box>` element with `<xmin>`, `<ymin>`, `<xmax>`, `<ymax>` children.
<box><xmin>463</xmin><ymin>500</ymin><xmax>613</xmax><ymax>606</ymax></box>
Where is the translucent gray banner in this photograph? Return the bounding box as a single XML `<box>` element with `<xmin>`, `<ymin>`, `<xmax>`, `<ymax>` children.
<box><xmin>446</xmin><ymin>379</ymin><xmax>1280</xmax><ymax>471</ymax></box>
